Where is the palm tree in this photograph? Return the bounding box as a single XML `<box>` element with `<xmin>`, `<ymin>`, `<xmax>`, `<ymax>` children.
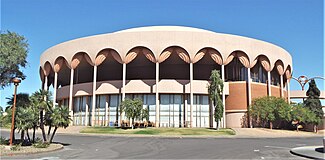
<box><xmin>6</xmin><ymin>93</ymin><xmax>30</xmax><ymax>142</ymax></box>
<box><xmin>49</xmin><ymin>106</ymin><xmax>71</xmax><ymax>143</ymax></box>
<box><xmin>15</xmin><ymin>106</ymin><xmax>36</xmax><ymax>143</ymax></box>
<box><xmin>29</xmin><ymin>96</ymin><xmax>40</xmax><ymax>142</ymax></box>
<box><xmin>31</xmin><ymin>89</ymin><xmax>52</xmax><ymax>142</ymax></box>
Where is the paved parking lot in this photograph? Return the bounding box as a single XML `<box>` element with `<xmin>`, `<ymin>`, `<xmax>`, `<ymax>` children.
<box><xmin>1</xmin><ymin>130</ymin><xmax>322</xmax><ymax>159</ymax></box>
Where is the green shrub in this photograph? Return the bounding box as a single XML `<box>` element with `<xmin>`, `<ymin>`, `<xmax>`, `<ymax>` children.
<box><xmin>32</xmin><ymin>137</ymin><xmax>50</xmax><ymax>148</ymax></box>
<box><xmin>0</xmin><ymin>136</ymin><xmax>9</xmax><ymax>145</ymax></box>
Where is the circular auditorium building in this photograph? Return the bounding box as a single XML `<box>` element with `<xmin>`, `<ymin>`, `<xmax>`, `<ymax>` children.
<box><xmin>39</xmin><ymin>26</ymin><xmax>292</xmax><ymax>128</ymax></box>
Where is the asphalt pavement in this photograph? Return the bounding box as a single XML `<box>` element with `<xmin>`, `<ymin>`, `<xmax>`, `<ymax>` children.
<box><xmin>1</xmin><ymin>130</ymin><xmax>323</xmax><ymax>159</ymax></box>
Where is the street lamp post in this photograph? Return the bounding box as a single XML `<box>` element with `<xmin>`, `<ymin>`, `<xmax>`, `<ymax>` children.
<box><xmin>9</xmin><ymin>78</ymin><xmax>21</xmax><ymax>146</ymax></box>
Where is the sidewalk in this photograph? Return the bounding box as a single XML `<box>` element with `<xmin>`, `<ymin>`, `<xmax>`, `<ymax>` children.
<box><xmin>231</xmin><ymin>128</ymin><xmax>324</xmax><ymax>138</ymax></box>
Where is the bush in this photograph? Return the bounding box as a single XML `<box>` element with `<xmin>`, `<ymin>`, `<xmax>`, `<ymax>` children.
<box><xmin>32</xmin><ymin>137</ymin><xmax>50</xmax><ymax>148</ymax></box>
<box><xmin>0</xmin><ymin>136</ymin><xmax>9</xmax><ymax>145</ymax></box>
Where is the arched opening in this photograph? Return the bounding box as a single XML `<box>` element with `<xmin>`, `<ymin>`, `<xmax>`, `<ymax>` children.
<box><xmin>43</xmin><ymin>61</ymin><xmax>54</xmax><ymax>88</ymax></box>
<box><xmin>250</xmin><ymin>55</ymin><xmax>269</xmax><ymax>83</ymax></box>
<box><xmin>96</xmin><ymin>49</ymin><xmax>123</xmax><ymax>81</ymax></box>
<box><xmin>271</xmin><ymin>60</ymin><xmax>284</xmax><ymax>86</ymax></box>
<box><xmin>126</xmin><ymin>47</ymin><xmax>155</xmax><ymax>80</ymax></box>
<box><xmin>55</xmin><ymin>57</ymin><xmax>70</xmax><ymax>87</ymax></box>
<box><xmin>72</xmin><ymin>52</ymin><xmax>93</xmax><ymax>84</ymax></box>
<box><xmin>194</xmin><ymin>48</ymin><xmax>221</xmax><ymax>80</ymax></box>
<box><xmin>225</xmin><ymin>51</ymin><xmax>249</xmax><ymax>82</ymax></box>
<box><xmin>159</xmin><ymin>46</ymin><xmax>190</xmax><ymax>80</ymax></box>
<box><xmin>251</xmin><ymin>62</ymin><xmax>267</xmax><ymax>83</ymax></box>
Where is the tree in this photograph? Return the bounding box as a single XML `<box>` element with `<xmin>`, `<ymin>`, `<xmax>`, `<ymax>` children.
<box><xmin>6</xmin><ymin>93</ymin><xmax>31</xmax><ymax>141</ymax></box>
<box><xmin>120</xmin><ymin>98</ymin><xmax>144</xmax><ymax>129</ymax></box>
<box><xmin>207</xmin><ymin>70</ymin><xmax>223</xmax><ymax>130</ymax></box>
<box><xmin>0</xmin><ymin>31</ymin><xmax>28</xmax><ymax>89</ymax></box>
<box><xmin>30</xmin><ymin>89</ymin><xmax>52</xmax><ymax>142</ymax></box>
<box><xmin>49</xmin><ymin>106</ymin><xmax>71</xmax><ymax>143</ymax></box>
<box><xmin>250</xmin><ymin>96</ymin><xmax>291</xmax><ymax>129</ymax></box>
<box><xmin>304</xmin><ymin>79</ymin><xmax>323</xmax><ymax>132</ymax></box>
<box><xmin>291</xmin><ymin>103</ymin><xmax>318</xmax><ymax>131</ymax></box>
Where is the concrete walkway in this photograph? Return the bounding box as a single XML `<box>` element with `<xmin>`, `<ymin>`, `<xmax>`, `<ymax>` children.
<box><xmin>231</xmin><ymin>128</ymin><xmax>324</xmax><ymax>138</ymax></box>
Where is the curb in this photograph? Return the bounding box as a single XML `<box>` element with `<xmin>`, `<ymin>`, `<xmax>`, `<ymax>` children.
<box><xmin>0</xmin><ymin>144</ymin><xmax>64</xmax><ymax>157</ymax></box>
<box><xmin>290</xmin><ymin>146</ymin><xmax>324</xmax><ymax>160</ymax></box>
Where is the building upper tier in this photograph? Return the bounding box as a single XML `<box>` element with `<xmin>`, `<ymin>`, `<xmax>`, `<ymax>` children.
<box><xmin>40</xmin><ymin>26</ymin><xmax>292</xmax><ymax>78</ymax></box>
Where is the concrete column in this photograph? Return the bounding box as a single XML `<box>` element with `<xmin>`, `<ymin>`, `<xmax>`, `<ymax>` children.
<box><xmin>247</xmin><ymin>68</ymin><xmax>252</xmax><ymax>128</ymax></box>
<box><xmin>105</xmin><ymin>96</ymin><xmax>109</xmax><ymax>126</ymax></box>
<box><xmin>85</xmin><ymin>98</ymin><xmax>89</xmax><ymax>126</ymax></box>
<box><xmin>69</xmin><ymin>68</ymin><xmax>74</xmax><ymax>123</ymax></box>
<box><xmin>221</xmin><ymin>65</ymin><xmax>226</xmax><ymax>128</ymax></box>
<box><xmin>44</xmin><ymin>75</ymin><xmax>48</xmax><ymax>91</ymax></box>
<box><xmin>184</xmin><ymin>98</ymin><xmax>188</xmax><ymax>127</ymax></box>
<box><xmin>122</xmin><ymin>63</ymin><xmax>126</xmax><ymax>101</ymax></box>
<box><xmin>280</xmin><ymin>75</ymin><xmax>284</xmax><ymax>98</ymax></box>
<box><xmin>287</xmin><ymin>80</ymin><xmax>291</xmax><ymax>103</ymax></box>
<box><xmin>190</xmin><ymin>62</ymin><xmax>193</xmax><ymax>128</ymax></box>
<box><xmin>91</xmin><ymin>65</ymin><xmax>97</xmax><ymax>126</ymax></box>
<box><xmin>155</xmin><ymin>62</ymin><xmax>160</xmax><ymax>127</ymax></box>
<box><xmin>53</xmin><ymin>72</ymin><xmax>58</xmax><ymax>108</ymax></box>
<box><xmin>247</xmin><ymin>68</ymin><xmax>252</xmax><ymax>106</ymax></box>
<box><xmin>121</xmin><ymin>63</ymin><xmax>126</xmax><ymax>125</ymax></box>
<box><xmin>267</xmin><ymin>71</ymin><xmax>271</xmax><ymax>96</ymax></box>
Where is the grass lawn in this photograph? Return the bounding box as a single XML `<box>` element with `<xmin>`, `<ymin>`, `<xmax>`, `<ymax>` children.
<box><xmin>80</xmin><ymin>127</ymin><xmax>235</xmax><ymax>136</ymax></box>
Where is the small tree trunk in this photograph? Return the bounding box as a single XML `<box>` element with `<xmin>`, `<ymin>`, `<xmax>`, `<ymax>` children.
<box><xmin>269</xmin><ymin>121</ymin><xmax>273</xmax><ymax>129</ymax></box>
<box><xmin>48</xmin><ymin>125</ymin><xmax>52</xmax><ymax>136</ymax></box>
<box><xmin>32</xmin><ymin>126</ymin><xmax>36</xmax><ymax>143</ymax></box>
<box><xmin>313</xmin><ymin>125</ymin><xmax>317</xmax><ymax>133</ymax></box>
<box><xmin>40</xmin><ymin>110</ymin><xmax>47</xmax><ymax>142</ymax></box>
<box><xmin>132</xmin><ymin>118</ymin><xmax>135</xmax><ymax>129</ymax></box>
<box><xmin>26</xmin><ymin>129</ymin><xmax>31</xmax><ymax>143</ymax></box>
<box><xmin>50</xmin><ymin>127</ymin><xmax>58</xmax><ymax>143</ymax></box>
<box><xmin>216</xmin><ymin>121</ymin><xmax>219</xmax><ymax>130</ymax></box>
<box><xmin>47</xmin><ymin>126</ymin><xmax>52</xmax><ymax>140</ymax></box>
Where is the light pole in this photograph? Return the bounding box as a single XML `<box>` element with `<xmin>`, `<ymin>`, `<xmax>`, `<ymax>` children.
<box><xmin>9</xmin><ymin>78</ymin><xmax>21</xmax><ymax>146</ymax></box>
<box><xmin>291</xmin><ymin>75</ymin><xmax>325</xmax><ymax>91</ymax></box>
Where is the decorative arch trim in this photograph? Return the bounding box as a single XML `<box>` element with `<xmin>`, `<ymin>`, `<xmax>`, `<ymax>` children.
<box><xmin>275</xmin><ymin>60</ymin><xmax>285</xmax><ymax>75</ymax></box>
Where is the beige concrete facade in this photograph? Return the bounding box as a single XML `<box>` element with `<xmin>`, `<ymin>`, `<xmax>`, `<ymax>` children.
<box><xmin>39</xmin><ymin>26</ymin><xmax>292</xmax><ymax>128</ymax></box>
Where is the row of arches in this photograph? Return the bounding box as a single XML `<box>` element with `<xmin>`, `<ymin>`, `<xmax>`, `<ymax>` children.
<box><xmin>40</xmin><ymin>46</ymin><xmax>292</xmax><ymax>88</ymax></box>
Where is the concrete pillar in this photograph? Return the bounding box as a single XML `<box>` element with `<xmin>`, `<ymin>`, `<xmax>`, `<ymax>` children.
<box><xmin>69</xmin><ymin>68</ymin><xmax>74</xmax><ymax>123</ymax></box>
<box><xmin>280</xmin><ymin>75</ymin><xmax>284</xmax><ymax>98</ymax></box>
<box><xmin>247</xmin><ymin>67</ymin><xmax>252</xmax><ymax>128</ymax></box>
<box><xmin>190</xmin><ymin>62</ymin><xmax>193</xmax><ymax>128</ymax></box>
<box><xmin>121</xmin><ymin>63</ymin><xmax>126</xmax><ymax>125</ymax></box>
<box><xmin>287</xmin><ymin>80</ymin><xmax>291</xmax><ymax>103</ymax></box>
<box><xmin>105</xmin><ymin>96</ymin><xmax>109</xmax><ymax>126</ymax></box>
<box><xmin>184</xmin><ymin>98</ymin><xmax>188</xmax><ymax>127</ymax></box>
<box><xmin>85</xmin><ymin>98</ymin><xmax>89</xmax><ymax>126</ymax></box>
<box><xmin>221</xmin><ymin>65</ymin><xmax>226</xmax><ymax>128</ymax></box>
<box><xmin>91</xmin><ymin>65</ymin><xmax>97</xmax><ymax>126</ymax></box>
<box><xmin>44</xmin><ymin>75</ymin><xmax>48</xmax><ymax>91</ymax></box>
<box><xmin>247</xmin><ymin>68</ymin><xmax>252</xmax><ymax>106</ymax></box>
<box><xmin>155</xmin><ymin>62</ymin><xmax>160</xmax><ymax>127</ymax></box>
<box><xmin>267</xmin><ymin>71</ymin><xmax>271</xmax><ymax>96</ymax></box>
<box><xmin>122</xmin><ymin>63</ymin><xmax>126</xmax><ymax>100</ymax></box>
<box><xmin>53</xmin><ymin>72</ymin><xmax>58</xmax><ymax>108</ymax></box>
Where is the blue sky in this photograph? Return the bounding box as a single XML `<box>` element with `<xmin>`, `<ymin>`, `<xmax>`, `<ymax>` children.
<box><xmin>0</xmin><ymin>0</ymin><xmax>324</xmax><ymax>107</ymax></box>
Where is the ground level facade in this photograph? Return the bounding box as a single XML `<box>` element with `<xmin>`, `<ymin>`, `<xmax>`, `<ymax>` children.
<box><xmin>39</xmin><ymin>26</ymin><xmax>293</xmax><ymax>128</ymax></box>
